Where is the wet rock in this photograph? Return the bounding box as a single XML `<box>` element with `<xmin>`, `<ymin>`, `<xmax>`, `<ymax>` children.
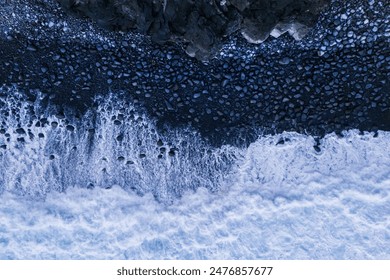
<box><xmin>58</xmin><ymin>0</ymin><xmax>330</xmax><ymax>60</ymax></box>
<box><xmin>157</xmin><ymin>139</ymin><xmax>164</xmax><ymax>146</ymax></box>
<box><xmin>279</xmin><ymin>57</ymin><xmax>291</xmax><ymax>65</ymax></box>
<box><xmin>26</xmin><ymin>44</ymin><xmax>37</xmax><ymax>52</ymax></box>
<box><xmin>66</xmin><ymin>125</ymin><xmax>75</xmax><ymax>132</ymax></box>
<box><xmin>56</xmin><ymin>112</ymin><xmax>65</xmax><ymax>119</ymax></box>
<box><xmin>16</xmin><ymin>128</ymin><xmax>26</xmax><ymax>135</ymax></box>
<box><xmin>168</xmin><ymin>148</ymin><xmax>176</xmax><ymax>156</ymax></box>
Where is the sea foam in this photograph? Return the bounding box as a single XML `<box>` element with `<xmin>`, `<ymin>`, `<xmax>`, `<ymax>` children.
<box><xmin>0</xmin><ymin>128</ymin><xmax>389</xmax><ymax>259</ymax></box>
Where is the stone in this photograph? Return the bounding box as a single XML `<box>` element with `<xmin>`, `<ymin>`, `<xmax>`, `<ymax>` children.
<box><xmin>58</xmin><ymin>0</ymin><xmax>330</xmax><ymax>60</ymax></box>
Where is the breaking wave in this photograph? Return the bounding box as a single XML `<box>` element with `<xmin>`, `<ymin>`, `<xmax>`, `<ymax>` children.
<box><xmin>0</xmin><ymin>86</ymin><xmax>389</xmax><ymax>259</ymax></box>
<box><xmin>0</xmin><ymin>87</ymin><xmax>238</xmax><ymax>203</ymax></box>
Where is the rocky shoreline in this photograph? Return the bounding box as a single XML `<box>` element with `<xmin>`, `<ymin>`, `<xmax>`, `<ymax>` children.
<box><xmin>57</xmin><ymin>0</ymin><xmax>330</xmax><ymax>61</ymax></box>
<box><xmin>0</xmin><ymin>0</ymin><xmax>389</xmax><ymax>146</ymax></box>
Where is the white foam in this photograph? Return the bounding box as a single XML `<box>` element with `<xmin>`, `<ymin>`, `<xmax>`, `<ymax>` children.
<box><xmin>0</xmin><ymin>129</ymin><xmax>389</xmax><ymax>259</ymax></box>
<box><xmin>0</xmin><ymin>89</ymin><xmax>238</xmax><ymax>202</ymax></box>
<box><xmin>1</xmin><ymin>87</ymin><xmax>389</xmax><ymax>259</ymax></box>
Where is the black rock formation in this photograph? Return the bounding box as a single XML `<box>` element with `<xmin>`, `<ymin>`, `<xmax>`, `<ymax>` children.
<box><xmin>1</xmin><ymin>0</ymin><xmax>389</xmax><ymax>147</ymax></box>
<box><xmin>57</xmin><ymin>0</ymin><xmax>330</xmax><ymax>60</ymax></box>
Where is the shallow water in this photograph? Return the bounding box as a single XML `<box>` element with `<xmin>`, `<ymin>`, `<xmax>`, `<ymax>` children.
<box><xmin>1</xmin><ymin>90</ymin><xmax>389</xmax><ymax>259</ymax></box>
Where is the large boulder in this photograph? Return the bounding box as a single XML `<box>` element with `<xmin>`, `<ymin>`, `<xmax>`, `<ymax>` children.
<box><xmin>57</xmin><ymin>0</ymin><xmax>330</xmax><ymax>60</ymax></box>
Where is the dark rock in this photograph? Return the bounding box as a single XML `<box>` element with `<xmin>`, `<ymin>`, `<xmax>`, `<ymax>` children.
<box><xmin>27</xmin><ymin>44</ymin><xmax>37</xmax><ymax>52</ymax></box>
<box><xmin>56</xmin><ymin>112</ymin><xmax>65</xmax><ymax>119</ymax></box>
<box><xmin>168</xmin><ymin>148</ymin><xmax>176</xmax><ymax>156</ymax></box>
<box><xmin>16</xmin><ymin>128</ymin><xmax>26</xmax><ymax>135</ymax></box>
<box><xmin>66</xmin><ymin>125</ymin><xmax>75</xmax><ymax>132</ymax></box>
<box><xmin>279</xmin><ymin>57</ymin><xmax>291</xmax><ymax>65</ymax></box>
<box><xmin>57</xmin><ymin>0</ymin><xmax>330</xmax><ymax>60</ymax></box>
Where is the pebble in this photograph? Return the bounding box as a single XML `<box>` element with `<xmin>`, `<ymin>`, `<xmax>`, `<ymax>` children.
<box><xmin>279</xmin><ymin>57</ymin><xmax>290</xmax><ymax>65</ymax></box>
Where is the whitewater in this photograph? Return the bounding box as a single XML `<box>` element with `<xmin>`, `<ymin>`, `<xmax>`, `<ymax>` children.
<box><xmin>0</xmin><ymin>88</ymin><xmax>389</xmax><ymax>259</ymax></box>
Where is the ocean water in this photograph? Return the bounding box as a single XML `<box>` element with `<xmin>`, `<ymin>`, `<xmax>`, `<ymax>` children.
<box><xmin>0</xmin><ymin>88</ymin><xmax>389</xmax><ymax>259</ymax></box>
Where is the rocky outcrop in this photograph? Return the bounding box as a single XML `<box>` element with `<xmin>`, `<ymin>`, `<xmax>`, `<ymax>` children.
<box><xmin>57</xmin><ymin>0</ymin><xmax>330</xmax><ymax>60</ymax></box>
